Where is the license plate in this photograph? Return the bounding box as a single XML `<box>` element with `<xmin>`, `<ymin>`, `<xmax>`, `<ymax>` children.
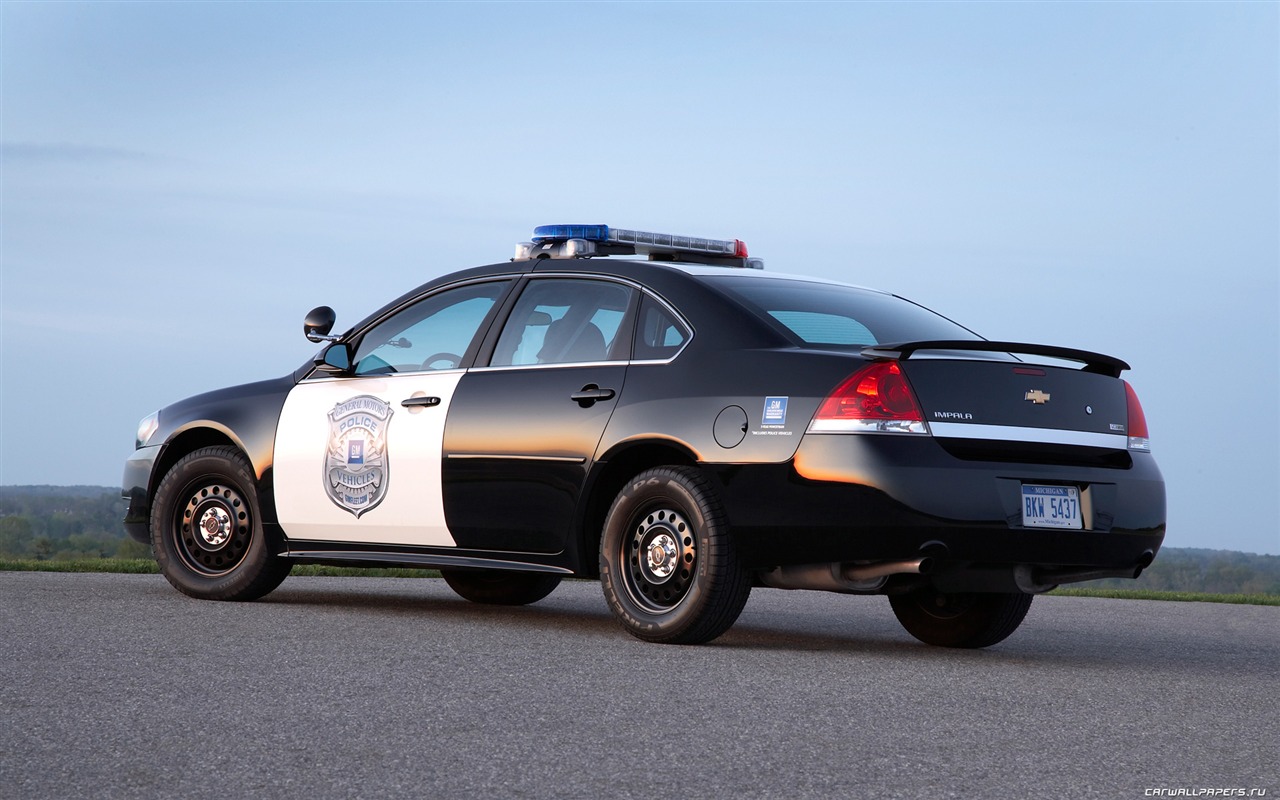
<box><xmin>1021</xmin><ymin>484</ymin><xmax>1082</xmax><ymax>529</ymax></box>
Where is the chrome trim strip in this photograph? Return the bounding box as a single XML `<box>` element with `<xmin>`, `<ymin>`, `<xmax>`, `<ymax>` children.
<box><xmin>470</xmin><ymin>361</ymin><xmax>624</xmax><ymax>373</ymax></box>
<box><xmin>309</xmin><ymin>353</ymin><xmax>680</xmax><ymax>378</ymax></box>
<box><xmin>446</xmin><ymin>454</ymin><xmax>587</xmax><ymax>463</ymax></box>
<box><xmin>472</xmin><ymin>353</ymin><xmax>687</xmax><ymax>372</ymax></box>
<box><xmin>929</xmin><ymin>422</ymin><xmax>1127</xmax><ymax>449</ymax></box>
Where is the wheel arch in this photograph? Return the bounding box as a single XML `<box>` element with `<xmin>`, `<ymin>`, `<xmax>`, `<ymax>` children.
<box><xmin>576</xmin><ymin>438</ymin><xmax>699</xmax><ymax>579</ymax></box>
<box><xmin>154</xmin><ymin>424</ymin><xmax>242</xmax><ymax>489</ymax></box>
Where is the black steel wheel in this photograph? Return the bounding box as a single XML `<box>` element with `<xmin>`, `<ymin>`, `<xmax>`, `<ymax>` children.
<box><xmin>440</xmin><ymin>569</ymin><xmax>561</xmax><ymax>605</ymax></box>
<box><xmin>151</xmin><ymin>446</ymin><xmax>291</xmax><ymax>601</ymax></box>
<box><xmin>599</xmin><ymin>466</ymin><xmax>751</xmax><ymax>644</ymax></box>
<box><xmin>889</xmin><ymin>587</ymin><xmax>1033</xmax><ymax>648</ymax></box>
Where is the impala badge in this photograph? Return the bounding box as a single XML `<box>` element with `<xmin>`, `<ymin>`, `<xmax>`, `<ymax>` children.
<box><xmin>1024</xmin><ymin>389</ymin><xmax>1051</xmax><ymax>405</ymax></box>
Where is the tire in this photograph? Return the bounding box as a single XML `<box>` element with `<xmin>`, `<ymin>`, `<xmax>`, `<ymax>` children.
<box><xmin>151</xmin><ymin>446</ymin><xmax>291</xmax><ymax>601</ymax></box>
<box><xmin>599</xmin><ymin>466</ymin><xmax>751</xmax><ymax>644</ymax></box>
<box><xmin>889</xmin><ymin>588</ymin><xmax>1033</xmax><ymax>648</ymax></box>
<box><xmin>440</xmin><ymin>569</ymin><xmax>561</xmax><ymax>606</ymax></box>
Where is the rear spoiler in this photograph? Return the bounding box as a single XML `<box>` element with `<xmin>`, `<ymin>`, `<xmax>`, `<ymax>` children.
<box><xmin>861</xmin><ymin>340</ymin><xmax>1130</xmax><ymax>378</ymax></box>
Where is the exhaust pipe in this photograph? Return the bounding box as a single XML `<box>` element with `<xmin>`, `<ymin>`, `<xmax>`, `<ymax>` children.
<box><xmin>1015</xmin><ymin>551</ymin><xmax>1156</xmax><ymax>593</ymax></box>
<box><xmin>761</xmin><ymin>558</ymin><xmax>933</xmax><ymax>592</ymax></box>
<box><xmin>843</xmin><ymin>558</ymin><xmax>934</xmax><ymax>582</ymax></box>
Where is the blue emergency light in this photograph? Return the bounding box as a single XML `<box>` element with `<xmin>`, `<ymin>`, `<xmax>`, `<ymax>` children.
<box><xmin>516</xmin><ymin>224</ymin><xmax>761</xmax><ymax>268</ymax></box>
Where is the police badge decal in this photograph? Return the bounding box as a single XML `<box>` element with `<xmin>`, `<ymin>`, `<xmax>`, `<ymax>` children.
<box><xmin>325</xmin><ymin>395</ymin><xmax>393</xmax><ymax>517</ymax></box>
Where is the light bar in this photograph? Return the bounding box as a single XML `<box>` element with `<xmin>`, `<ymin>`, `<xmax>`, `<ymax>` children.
<box><xmin>532</xmin><ymin>224</ymin><xmax>749</xmax><ymax>259</ymax></box>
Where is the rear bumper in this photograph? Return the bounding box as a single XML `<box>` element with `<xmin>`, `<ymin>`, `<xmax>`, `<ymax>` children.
<box><xmin>712</xmin><ymin>433</ymin><xmax>1165</xmax><ymax>578</ymax></box>
<box><xmin>121</xmin><ymin>445</ymin><xmax>161</xmax><ymax>543</ymax></box>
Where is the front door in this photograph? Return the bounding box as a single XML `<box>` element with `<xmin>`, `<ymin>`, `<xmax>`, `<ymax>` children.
<box><xmin>274</xmin><ymin>372</ymin><xmax>465</xmax><ymax>546</ymax></box>
<box><xmin>273</xmin><ymin>279</ymin><xmax>511</xmax><ymax>546</ymax></box>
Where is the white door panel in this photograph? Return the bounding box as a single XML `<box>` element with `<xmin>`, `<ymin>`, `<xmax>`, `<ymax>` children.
<box><xmin>274</xmin><ymin>372</ymin><xmax>463</xmax><ymax>546</ymax></box>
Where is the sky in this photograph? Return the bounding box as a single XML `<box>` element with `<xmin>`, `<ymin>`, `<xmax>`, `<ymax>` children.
<box><xmin>1</xmin><ymin>1</ymin><xmax>1276</xmax><ymax>555</ymax></box>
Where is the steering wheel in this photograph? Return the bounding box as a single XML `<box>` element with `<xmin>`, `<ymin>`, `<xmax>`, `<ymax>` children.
<box><xmin>421</xmin><ymin>352</ymin><xmax>462</xmax><ymax>370</ymax></box>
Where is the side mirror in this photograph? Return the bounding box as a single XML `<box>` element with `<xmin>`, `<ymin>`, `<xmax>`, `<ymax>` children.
<box><xmin>314</xmin><ymin>342</ymin><xmax>351</xmax><ymax>374</ymax></box>
<box><xmin>304</xmin><ymin>306</ymin><xmax>338</xmax><ymax>343</ymax></box>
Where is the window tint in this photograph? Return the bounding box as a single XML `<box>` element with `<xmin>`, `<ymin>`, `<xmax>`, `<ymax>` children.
<box><xmin>352</xmin><ymin>281</ymin><xmax>507</xmax><ymax>376</ymax></box>
<box><xmin>633</xmin><ymin>295</ymin><xmax>690</xmax><ymax>360</ymax></box>
<box><xmin>491</xmin><ymin>279</ymin><xmax>634</xmax><ymax>367</ymax></box>
<box><xmin>767</xmin><ymin>311</ymin><xmax>874</xmax><ymax>346</ymax></box>
<box><xmin>711</xmin><ymin>277</ymin><xmax>981</xmax><ymax>347</ymax></box>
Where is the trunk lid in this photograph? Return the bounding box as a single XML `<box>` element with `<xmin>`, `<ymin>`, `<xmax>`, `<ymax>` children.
<box><xmin>879</xmin><ymin>342</ymin><xmax>1134</xmax><ymax>466</ymax></box>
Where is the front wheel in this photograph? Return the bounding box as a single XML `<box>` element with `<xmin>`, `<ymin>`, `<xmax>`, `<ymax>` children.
<box><xmin>151</xmin><ymin>446</ymin><xmax>291</xmax><ymax>601</ymax></box>
<box><xmin>599</xmin><ymin>467</ymin><xmax>751</xmax><ymax>644</ymax></box>
<box><xmin>889</xmin><ymin>588</ymin><xmax>1033</xmax><ymax>648</ymax></box>
<box><xmin>440</xmin><ymin>569</ymin><xmax>561</xmax><ymax>606</ymax></box>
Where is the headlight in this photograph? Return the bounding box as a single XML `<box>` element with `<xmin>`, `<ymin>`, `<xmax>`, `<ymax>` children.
<box><xmin>136</xmin><ymin>411</ymin><xmax>160</xmax><ymax>448</ymax></box>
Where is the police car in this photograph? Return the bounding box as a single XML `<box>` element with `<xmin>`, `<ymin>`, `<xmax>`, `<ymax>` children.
<box><xmin>123</xmin><ymin>224</ymin><xmax>1166</xmax><ymax>647</ymax></box>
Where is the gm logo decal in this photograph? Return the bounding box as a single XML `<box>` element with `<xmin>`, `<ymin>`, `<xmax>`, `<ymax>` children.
<box><xmin>762</xmin><ymin>396</ymin><xmax>788</xmax><ymax>426</ymax></box>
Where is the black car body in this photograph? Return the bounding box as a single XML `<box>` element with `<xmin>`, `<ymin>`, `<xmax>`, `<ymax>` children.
<box><xmin>124</xmin><ymin>225</ymin><xmax>1165</xmax><ymax>646</ymax></box>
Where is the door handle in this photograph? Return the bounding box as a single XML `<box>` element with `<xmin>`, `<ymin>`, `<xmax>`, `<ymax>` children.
<box><xmin>570</xmin><ymin>385</ymin><xmax>616</xmax><ymax>407</ymax></box>
<box><xmin>401</xmin><ymin>396</ymin><xmax>441</xmax><ymax>408</ymax></box>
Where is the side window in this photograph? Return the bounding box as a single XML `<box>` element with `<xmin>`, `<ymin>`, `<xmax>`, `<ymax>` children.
<box><xmin>490</xmin><ymin>279</ymin><xmax>635</xmax><ymax>367</ymax></box>
<box><xmin>351</xmin><ymin>281</ymin><xmax>508</xmax><ymax>376</ymax></box>
<box><xmin>633</xmin><ymin>294</ymin><xmax>690</xmax><ymax>361</ymax></box>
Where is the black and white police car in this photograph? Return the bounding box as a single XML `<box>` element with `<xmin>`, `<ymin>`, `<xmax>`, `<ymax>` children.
<box><xmin>124</xmin><ymin>224</ymin><xmax>1166</xmax><ymax>647</ymax></box>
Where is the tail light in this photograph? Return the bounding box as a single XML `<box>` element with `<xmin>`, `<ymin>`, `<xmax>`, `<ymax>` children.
<box><xmin>808</xmin><ymin>362</ymin><xmax>928</xmax><ymax>434</ymax></box>
<box><xmin>1124</xmin><ymin>381</ymin><xmax>1151</xmax><ymax>451</ymax></box>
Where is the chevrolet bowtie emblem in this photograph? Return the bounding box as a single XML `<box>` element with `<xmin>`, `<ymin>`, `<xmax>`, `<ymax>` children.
<box><xmin>1025</xmin><ymin>389</ymin><xmax>1051</xmax><ymax>405</ymax></box>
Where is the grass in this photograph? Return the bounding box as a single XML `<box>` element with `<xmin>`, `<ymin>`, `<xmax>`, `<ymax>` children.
<box><xmin>1</xmin><ymin>558</ymin><xmax>162</xmax><ymax>574</ymax></box>
<box><xmin>0</xmin><ymin>558</ymin><xmax>439</xmax><ymax>579</ymax></box>
<box><xmin>2</xmin><ymin>559</ymin><xmax>1276</xmax><ymax>606</ymax></box>
<box><xmin>1048</xmin><ymin>586</ymin><xmax>1280</xmax><ymax>606</ymax></box>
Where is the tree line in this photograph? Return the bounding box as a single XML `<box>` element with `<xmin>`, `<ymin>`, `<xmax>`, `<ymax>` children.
<box><xmin>1086</xmin><ymin>547</ymin><xmax>1280</xmax><ymax>596</ymax></box>
<box><xmin>0</xmin><ymin>486</ymin><xmax>147</xmax><ymax>560</ymax></box>
<box><xmin>2</xmin><ymin>486</ymin><xmax>1277</xmax><ymax>594</ymax></box>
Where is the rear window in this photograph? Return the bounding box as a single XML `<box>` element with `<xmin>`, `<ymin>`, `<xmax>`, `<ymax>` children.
<box><xmin>709</xmin><ymin>276</ymin><xmax>981</xmax><ymax>347</ymax></box>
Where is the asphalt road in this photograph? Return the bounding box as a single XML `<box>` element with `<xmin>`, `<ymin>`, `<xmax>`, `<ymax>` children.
<box><xmin>1</xmin><ymin>571</ymin><xmax>1276</xmax><ymax>799</ymax></box>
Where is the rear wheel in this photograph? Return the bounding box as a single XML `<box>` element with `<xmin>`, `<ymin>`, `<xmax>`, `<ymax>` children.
<box><xmin>889</xmin><ymin>588</ymin><xmax>1033</xmax><ymax>648</ymax></box>
<box><xmin>151</xmin><ymin>446</ymin><xmax>291</xmax><ymax>601</ymax></box>
<box><xmin>599</xmin><ymin>466</ymin><xmax>751</xmax><ymax>644</ymax></box>
<box><xmin>440</xmin><ymin>569</ymin><xmax>561</xmax><ymax>606</ymax></box>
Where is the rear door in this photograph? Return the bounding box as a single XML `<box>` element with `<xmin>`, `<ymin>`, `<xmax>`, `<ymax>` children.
<box><xmin>442</xmin><ymin>276</ymin><xmax>636</xmax><ymax>553</ymax></box>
